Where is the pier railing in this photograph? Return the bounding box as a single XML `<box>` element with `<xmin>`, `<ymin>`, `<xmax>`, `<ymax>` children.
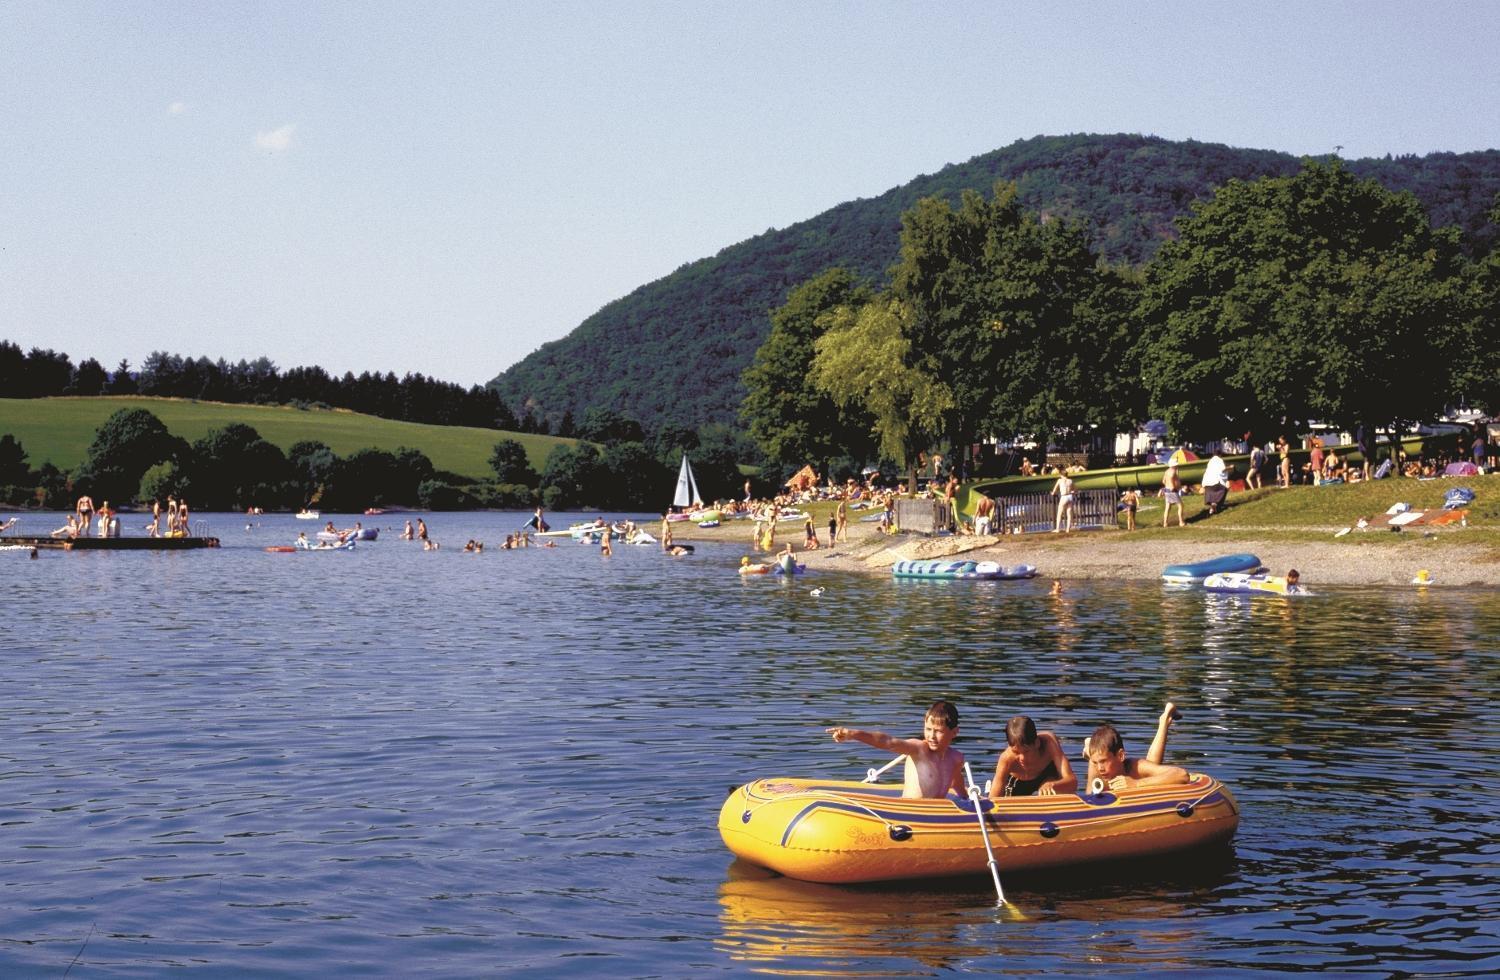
<box><xmin>997</xmin><ymin>489</ymin><xmax>1117</xmax><ymax>534</ymax></box>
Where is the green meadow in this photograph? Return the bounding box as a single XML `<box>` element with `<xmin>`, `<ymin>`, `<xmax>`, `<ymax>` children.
<box><xmin>0</xmin><ymin>397</ymin><xmax>577</xmax><ymax>480</ymax></box>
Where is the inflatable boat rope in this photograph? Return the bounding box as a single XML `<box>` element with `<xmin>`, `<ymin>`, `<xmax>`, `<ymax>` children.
<box><xmin>736</xmin><ymin>788</ymin><xmax>913</xmax><ymax>839</ymax></box>
<box><xmin>738</xmin><ymin>768</ymin><xmax>1231</xmax><ymax>845</ymax></box>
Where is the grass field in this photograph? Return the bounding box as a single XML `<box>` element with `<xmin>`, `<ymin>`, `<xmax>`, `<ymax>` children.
<box><xmin>1121</xmin><ymin>476</ymin><xmax>1497</xmax><ymax>528</ymax></box>
<box><xmin>0</xmin><ymin>397</ymin><xmax>578</xmax><ymax>480</ymax></box>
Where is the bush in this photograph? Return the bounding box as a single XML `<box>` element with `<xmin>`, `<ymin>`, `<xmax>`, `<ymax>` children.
<box><xmin>474</xmin><ymin>482</ymin><xmax>537</xmax><ymax>509</ymax></box>
<box><xmin>417</xmin><ymin>479</ymin><xmax>479</xmax><ymax>511</ymax></box>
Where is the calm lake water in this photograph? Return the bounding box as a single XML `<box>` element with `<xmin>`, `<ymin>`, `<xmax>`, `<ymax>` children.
<box><xmin>2</xmin><ymin>511</ymin><xmax>1497</xmax><ymax>976</ymax></box>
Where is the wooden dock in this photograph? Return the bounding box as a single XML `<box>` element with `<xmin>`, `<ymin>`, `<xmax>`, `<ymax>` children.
<box><xmin>1</xmin><ymin>535</ymin><xmax>220</xmax><ymax>551</ymax></box>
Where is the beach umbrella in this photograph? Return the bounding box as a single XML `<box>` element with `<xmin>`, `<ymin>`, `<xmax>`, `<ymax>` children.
<box><xmin>1168</xmin><ymin>448</ymin><xmax>1199</xmax><ymax>465</ymax></box>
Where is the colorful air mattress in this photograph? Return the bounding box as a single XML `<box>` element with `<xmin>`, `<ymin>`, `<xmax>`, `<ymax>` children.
<box><xmin>1203</xmin><ymin>572</ymin><xmax>1304</xmax><ymax>595</ymax></box>
<box><xmin>892</xmin><ymin>559</ymin><xmax>1036</xmax><ymax>580</ymax></box>
<box><xmin>1161</xmin><ymin>553</ymin><xmax>1261</xmax><ymax>583</ymax></box>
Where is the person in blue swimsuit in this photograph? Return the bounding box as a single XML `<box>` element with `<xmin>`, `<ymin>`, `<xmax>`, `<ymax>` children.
<box><xmin>988</xmin><ymin>715</ymin><xmax>1078</xmax><ymax>798</ymax></box>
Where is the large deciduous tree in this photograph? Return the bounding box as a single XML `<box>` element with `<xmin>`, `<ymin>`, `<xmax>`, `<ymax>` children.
<box><xmin>188</xmin><ymin>423</ymin><xmax>296</xmax><ymax>510</ymax></box>
<box><xmin>812</xmin><ymin>298</ymin><xmax>953</xmax><ymax>492</ymax></box>
<box><xmin>889</xmin><ymin>181</ymin><xmax>1131</xmax><ymax>453</ymax></box>
<box><xmin>740</xmin><ymin>268</ymin><xmax>876</xmax><ymax>477</ymax></box>
<box><xmin>1136</xmin><ymin>160</ymin><xmax>1472</xmax><ymax>447</ymax></box>
<box><xmin>73</xmin><ymin>409</ymin><xmax>189</xmax><ymax>504</ymax></box>
<box><xmin>489</xmin><ymin>439</ymin><xmax>538</xmax><ymax>486</ymax></box>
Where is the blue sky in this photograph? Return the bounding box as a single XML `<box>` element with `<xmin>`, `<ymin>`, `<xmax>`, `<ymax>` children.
<box><xmin>2</xmin><ymin>2</ymin><xmax>1497</xmax><ymax>389</ymax></box>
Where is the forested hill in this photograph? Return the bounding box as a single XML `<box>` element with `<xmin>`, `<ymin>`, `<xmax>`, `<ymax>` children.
<box><xmin>489</xmin><ymin>133</ymin><xmax>1500</xmax><ymax>433</ymax></box>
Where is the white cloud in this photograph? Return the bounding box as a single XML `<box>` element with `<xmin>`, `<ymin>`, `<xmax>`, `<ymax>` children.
<box><xmin>254</xmin><ymin>124</ymin><xmax>295</xmax><ymax>153</ymax></box>
<box><xmin>167</xmin><ymin>101</ymin><xmax>187</xmax><ymax>115</ymax></box>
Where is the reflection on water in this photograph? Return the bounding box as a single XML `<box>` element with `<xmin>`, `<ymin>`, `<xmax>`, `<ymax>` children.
<box><xmin>717</xmin><ymin>852</ymin><xmax>1244</xmax><ymax>975</ymax></box>
<box><xmin>1</xmin><ymin>512</ymin><xmax>1497</xmax><ymax>974</ymax></box>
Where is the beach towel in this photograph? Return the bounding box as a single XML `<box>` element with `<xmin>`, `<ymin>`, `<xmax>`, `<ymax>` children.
<box><xmin>1443</xmin><ymin>487</ymin><xmax>1476</xmax><ymax>510</ymax></box>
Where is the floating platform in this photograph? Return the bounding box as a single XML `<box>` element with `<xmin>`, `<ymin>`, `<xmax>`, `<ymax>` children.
<box><xmin>1</xmin><ymin>535</ymin><xmax>220</xmax><ymax>551</ymax></box>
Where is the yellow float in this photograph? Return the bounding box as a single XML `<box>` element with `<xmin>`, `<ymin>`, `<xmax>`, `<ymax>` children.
<box><xmin>719</xmin><ymin>773</ymin><xmax>1239</xmax><ymax>884</ymax></box>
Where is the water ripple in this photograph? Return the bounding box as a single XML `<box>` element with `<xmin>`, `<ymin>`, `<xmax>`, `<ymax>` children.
<box><xmin>1</xmin><ymin>512</ymin><xmax>1496</xmax><ymax>974</ymax></box>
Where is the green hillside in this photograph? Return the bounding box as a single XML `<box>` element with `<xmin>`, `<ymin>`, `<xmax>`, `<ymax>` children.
<box><xmin>0</xmin><ymin>396</ymin><xmax>575</xmax><ymax>479</ymax></box>
<box><xmin>489</xmin><ymin>133</ymin><xmax>1500</xmax><ymax>433</ymax></box>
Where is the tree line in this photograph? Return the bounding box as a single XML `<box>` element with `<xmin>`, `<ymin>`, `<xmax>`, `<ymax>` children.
<box><xmin>0</xmin><ymin>403</ymin><xmax>760</xmax><ymax>513</ymax></box>
<box><xmin>0</xmin><ymin>344</ymin><xmax>574</xmax><ymax>434</ymax></box>
<box><xmin>741</xmin><ymin>161</ymin><xmax>1500</xmax><ymax>485</ymax></box>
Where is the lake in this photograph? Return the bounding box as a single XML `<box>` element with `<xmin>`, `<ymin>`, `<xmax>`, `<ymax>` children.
<box><xmin>2</xmin><ymin>511</ymin><xmax>1497</xmax><ymax>975</ymax></box>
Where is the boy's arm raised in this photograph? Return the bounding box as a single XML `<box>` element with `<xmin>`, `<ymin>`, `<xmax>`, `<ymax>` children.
<box><xmin>827</xmin><ymin>726</ymin><xmax>923</xmax><ymax>755</ymax></box>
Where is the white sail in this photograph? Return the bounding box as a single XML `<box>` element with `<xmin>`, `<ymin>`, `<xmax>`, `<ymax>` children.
<box><xmin>673</xmin><ymin>453</ymin><xmax>702</xmax><ymax>509</ymax></box>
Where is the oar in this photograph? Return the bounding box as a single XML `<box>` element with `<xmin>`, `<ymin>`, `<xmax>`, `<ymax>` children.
<box><xmin>863</xmin><ymin>755</ymin><xmax>904</xmax><ymax>783</ymax></box>
<box><xmin>963</xmin><ymin>761</ymin><xmax>1007</xmax><ymax>907</ymax></box>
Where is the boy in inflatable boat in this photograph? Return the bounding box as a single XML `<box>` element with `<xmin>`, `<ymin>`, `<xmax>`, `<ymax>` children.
<box><xmin>1085</xmin><ymin>702</ymin><xmax>1189</xmax><ymax>792</ymax></box>
<box><xmin>988</xmin><ymin>715</ymin><xmax>1078</xmax><ymax>798</ymax></box>
<box><xmin>827</xmin><ymin>700</ymin><xmax>966</xmax><ymax>799</ymax></box>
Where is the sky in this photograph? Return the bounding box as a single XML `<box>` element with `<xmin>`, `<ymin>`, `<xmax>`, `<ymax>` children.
<box><xmin>2</xmin><ymin>2</ymin><xmax>1497</xmax><ymax>390</ymax></box>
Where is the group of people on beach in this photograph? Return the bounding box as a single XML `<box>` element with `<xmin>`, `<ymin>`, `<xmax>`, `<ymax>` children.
<box><xmin>828</xmin><ymin>699</ymin><xmax>1187</xmax><ymax>801</ymax></box>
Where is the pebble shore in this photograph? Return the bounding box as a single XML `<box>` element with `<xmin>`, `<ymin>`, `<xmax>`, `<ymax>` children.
<box><xmin>668</xmin><ymin>519</ymin><xmax>1500</xmax><ymax>587</ymax></box>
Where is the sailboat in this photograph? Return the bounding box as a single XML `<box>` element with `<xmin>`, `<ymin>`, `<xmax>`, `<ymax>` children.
<box><xmin>671</xmin><ymin>453</ymin><xmax>703</xmax><ymax>514</ymax></box>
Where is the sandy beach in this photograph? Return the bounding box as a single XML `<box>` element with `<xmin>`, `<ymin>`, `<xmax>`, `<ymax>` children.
<box><xmin>668</xmin><ymin>518</ymin><xmax>1500</xmax><ymax>587</ymax></box>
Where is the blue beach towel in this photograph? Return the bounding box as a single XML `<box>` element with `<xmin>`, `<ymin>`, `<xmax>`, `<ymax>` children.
<box><xmin>1443</xmin><ymin>487</ymin><xmax>1476</xmax><ymax>510</ymax></box>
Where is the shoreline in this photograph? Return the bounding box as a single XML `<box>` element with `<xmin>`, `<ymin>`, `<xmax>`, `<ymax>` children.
<box><xmin>666</xmin><ymin>519</ymin><xmax>1500</xmax><ymax>587</ymax></box>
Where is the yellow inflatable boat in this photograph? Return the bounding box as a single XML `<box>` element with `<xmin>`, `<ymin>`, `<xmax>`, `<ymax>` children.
<box><xmin>719</xmin><ymin>773</ymin><xmax>1239</xmax><ymax>884</ymax></box>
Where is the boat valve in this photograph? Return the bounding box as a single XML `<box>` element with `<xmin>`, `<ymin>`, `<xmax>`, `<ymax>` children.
<box><xmin>888</xmin><ymin>824</ymin><xmax>913</xmax><ymax>842</ymax></box>
<box><xmin>1039</xmin><ymin>821</ymin><xmax>1060</xmax><ymax>839</ymax></box>
<box><xmin>1175</xmin><ymin>802</ymin><xmax>1195</xmax><ymax>818</ymax></box>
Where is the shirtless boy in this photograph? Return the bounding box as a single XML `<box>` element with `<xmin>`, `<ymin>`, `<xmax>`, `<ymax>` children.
<box><xmin>827</xmin><ymin>700</ymin><xmax>966</xmax><ymax>800</ymax></box>
<box><xmin>989</xmin><ymin>715</ymin><xmax>1077</xmax><ymax>799</ymax></box>
<box><xmin>1085</xmin><ymin>702</ymin><xmax>1189</xmax><ymax>792</ymax></box>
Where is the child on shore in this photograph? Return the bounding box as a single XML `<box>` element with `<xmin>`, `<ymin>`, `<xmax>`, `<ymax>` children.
<box><xmin>989</xmin><ymin>715</ymin><xmax>1078</xmax><ymax>798</ymax></box>
<box><xmin>828</xmin><ymin>700</ymin><xmax>966</xmax><ymax>800</ymax></box>
<box><xmin>1084</xmin><ymin>702</ymin><xmax>1188</xmax><ymax>792</ymax></box>
<box><xmin>1121</xmin><ymin>489</ymin><xmax>1139</xmax><ymax>531</ymax></box>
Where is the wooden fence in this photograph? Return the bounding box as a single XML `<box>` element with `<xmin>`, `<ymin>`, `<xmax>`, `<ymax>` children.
<box><xmin>996</xmin><ymin>489</ymin><xmax>1117</xmax><ymax>534</ymax></box>
<box><xmin>893</xmin><ymin>498</ymin><xmax>954</xmax><ymax>533</ymax></box>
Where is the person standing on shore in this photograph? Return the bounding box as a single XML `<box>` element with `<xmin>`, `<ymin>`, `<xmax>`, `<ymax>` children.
<box><xmin>1052</xmin><ymin>471</ymin><xmax>1075</xmax><ymax>533</ymax></box>
<box><xmin>1121</xmin><ymin>489</ymin><xmax>1139</xmax><ymax>530</ymax></box>
<box><xmin>1162</xmin><ymin>463</ymin><xmax>1184</xmax><ymax>527</ymax></box>
<box><xmin>974</xmin><ymin>493</ymin><xmax>995</xmax><ymax>535</ymax></box>
<box><xmin>1276</xmin><ymin>436</ymin><xmax>1291</xmax><ymax>488</ymax></box>
<box><xmin>835</xmin><ymin>497</ymin><xmax>848</xmax><ymax>542</ymax></box>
